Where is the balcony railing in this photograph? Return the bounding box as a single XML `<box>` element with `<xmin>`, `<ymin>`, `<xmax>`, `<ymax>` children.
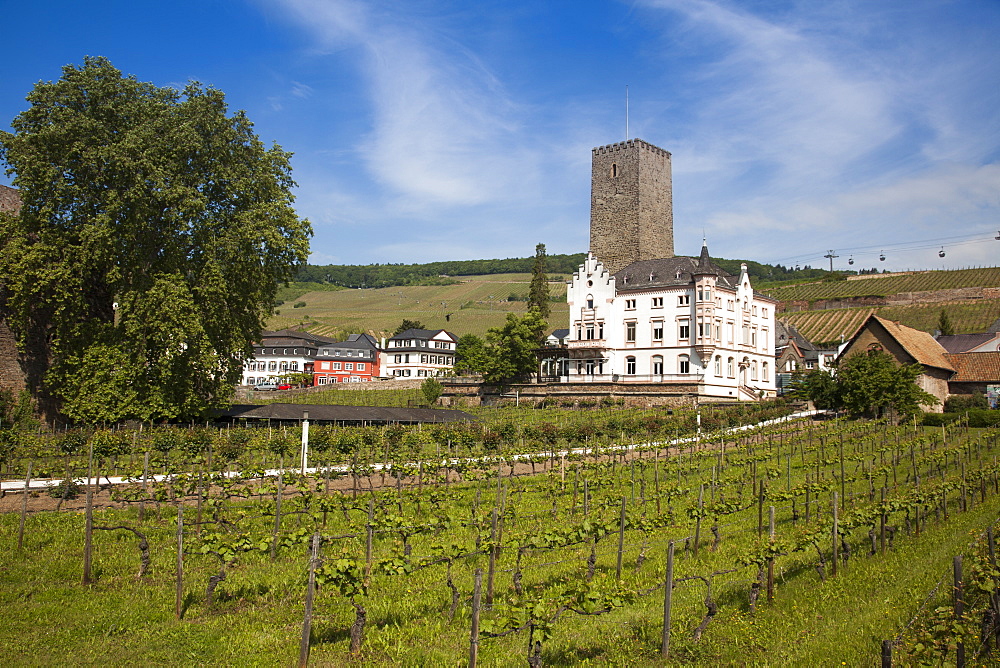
<box><xmin>566</xmin><ymin>373</ymin><xmax>703</xmax><ymax>383</ymax></box>
<box><xmin>566</xmin><ymin>338</ymin><xmax>606</xmax><ymax>349</ymax></box>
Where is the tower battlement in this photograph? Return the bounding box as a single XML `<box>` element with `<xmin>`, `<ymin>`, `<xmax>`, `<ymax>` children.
<box><xmin>592</xmin><ymin>138</ymin><xmax>671</xmax><ymax>159</ymax></box>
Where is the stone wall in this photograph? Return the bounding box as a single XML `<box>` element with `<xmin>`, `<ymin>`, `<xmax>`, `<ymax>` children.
<box><xmin>0</xmin><ymin>186</ymin><xmax>27</xmax><ymax>397</ymax></box>
<box><xmin>0</xmin><ymin>320</ymin><xmax>26</xmax><ymax>395</ymax></box>
<box><xmin>589</xmin><ymin>139</ymin><xmax>673</xmax><ymax>275</ymax></box>
<box><xmin>442</xmin><ymin>380</ymin><xmax>746</xmax><ymax>409</ymax></box>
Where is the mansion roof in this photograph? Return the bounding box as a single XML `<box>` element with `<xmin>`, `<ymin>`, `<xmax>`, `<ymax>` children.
<box><xmin>258</xmin><ymin>328</ymin><xmax>337</xmax><ymax>348</ymax></box>
<box><xmin>614</xmin><ymin>246</ymin><xmax>735</xmax><ymax>291</ymax></box>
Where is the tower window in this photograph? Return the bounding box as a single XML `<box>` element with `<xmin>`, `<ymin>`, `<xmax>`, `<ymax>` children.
<box><xmin>611</xmin><ymin>163</ymin><xmax>618</xmax><ymax>178</ymax></box>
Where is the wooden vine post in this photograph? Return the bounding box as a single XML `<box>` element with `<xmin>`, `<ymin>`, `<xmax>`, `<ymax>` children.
<box><xmin>694</xmin><ymin>484</ymin><xmax>705</xmax><ymax>557</ymax></box>
<box><xmin>485</xmin><ymin>508</ymin><xmax>498</xmax><ymax>607</ymax></box>
<box><xmin>954</xmin><ymin>555</ymin><xmax>965</xmax><ymax>668</ymax></box>
<box><xmin>175</xmin><ymin>506</ymin><xmax>184</xmax><ymax>619</ymax></box>
<box><xmin>470</xmin><ymin>569</ymin><xmax>482</xmax><ymax>668</ymax></box>
<box><xmin>616</xmin><ymin>496</ymin><xmax>626</xmax><ymax>580</ymax></box>
<box><xmin>767</xmin><ymin>505</ymin><xmax>775</xmax><ymax>602</ymax></box>
<box><xmin>17</xmin><ymin>461</ymin><xmax>32</xmax><ymax>550</ymax></box>
<box><xmin>661</xmin><ymin>541</ymin><xmax>675</xmax><ymax>659</ymax></box>
<box><xmin>83</xmin><ymin>442</ymin><xmax>95</xmax><ymax>585</ymax></box>
<box><xmin>299</xmin><ymin>533</ymin><xmax>320</xmax><ymax>668</ymax></box>
<box><xmin>365</xmin><ymin>496</ymin><xmax>374</xmax><ymax>579</ymax></box>
<box><xmin>831</xmin><ymin>492</ymin><xmax>839</xmax><ymax>577</ymax></box>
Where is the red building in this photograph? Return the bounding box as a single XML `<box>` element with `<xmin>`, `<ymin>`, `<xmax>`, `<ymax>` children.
<box><xmin>312</xmin><ymin>333</ymin><xmax>381</xmax><ymax>385</ymax></box>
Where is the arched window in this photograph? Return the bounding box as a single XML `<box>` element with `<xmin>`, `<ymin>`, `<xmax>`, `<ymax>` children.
<box><xmin>762</xmin><ymin>362</ymin><xmax>769</xmax><ymax>382</ymax></box>
<box><xmin>751</xmin><ymin>360</ymin><xmax>758</xmax><ymax>381</ymax></box>
<box><xmin>714</xmin><ymin>355</ymin><xmax>721</xmax><ymax>376</ymax></box>
<box><xmin>652</xmin><ymin>355</ymin><xmax>664</xmax><ymax>375</ymax></box>
<box><xmin>678</xmin><ymin>354</ymin><xmax>690</xmax><ymax>374</ymax></box>
<box><xmin>587</xmin><ymin>294</ymin><xmax>594</xmax><ymax>309</ymax></box>
<box><xmin>626</xmin><ymin>356</ymin><xmax>636</xmax><ymax>375</ymax></box>
<box><xmin>727</xmin><ymin>357</ymin><xmax>735</xmax><ymax>377</ymax></box>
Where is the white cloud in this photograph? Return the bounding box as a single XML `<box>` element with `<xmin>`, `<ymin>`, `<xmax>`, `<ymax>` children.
<box><xmin>269</xmin><ymin>0</ymin><xmax>545</xmax><ymax>208</ymax></box>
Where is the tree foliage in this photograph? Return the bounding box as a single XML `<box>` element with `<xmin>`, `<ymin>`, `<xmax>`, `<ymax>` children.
<box><xmin>393</xmin><ymin>319</ymin><xmax>425</xmax><ymax>336</ymax></box>
<box><xmin>528</xmin><ymin>243</ymin><xmax>550</xmax><ymax>320</ymax></box>
<box><xmin>455</xmin><ymin>310</ymin><xmax>546</xmax><ymax>385</ymax></box>
<box><xmin>420</xmin><ymin>377</ymin><xmax>443</xmax><ymax>405</ymax></box>
<box><xmin>455</xmin><ymin>334</ymin><xmax>489</xmax><ymax>375</ymax></box>
<box><xmin>0</xmin><ymin>57</ymin><xmax>311</xmax><ymax>423</ymax></box>
<box><xmin>799</xmin><ymin>349</ymin><xmax>937</xmax><ymax>419</ymax></box>
<box><xmin>937</xmin><ymin>309</ymin><xmax>955</xmax><ymax>336</ymax></box>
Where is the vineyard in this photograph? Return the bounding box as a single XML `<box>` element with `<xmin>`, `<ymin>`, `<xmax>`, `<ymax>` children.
<box><xmin>762</xmin><ymin>266</ymin><xmax>1000</xmax><ymax>302</ymax></box>
<box><xmin>3</xmin><ymin>408</ymin><xmax>1000</xmax><ymax>665</ymax></box>
<box><xmin>781</xmin><ymin>298</ymin><xmax>1000</xmax><ymax>346</ymax></box>
<box><xmin>267</xmin><ymin>273</ymin><xmax>571</xmax><ymax>339</ymax></box>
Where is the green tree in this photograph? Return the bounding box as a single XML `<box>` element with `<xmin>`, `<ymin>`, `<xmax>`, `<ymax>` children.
<box><xmin>455</xmin><ymin>334</ymin><xmax>490</xmax><ymax>374</ymax></box>
<box><xmin>937</xmin><ymin>309</ymin><xmax>955</xmax><ymax>336</ymax></box>
<box><xmin>480</xmin><ymin>309</ymin><xmax>547</xmax><ymax>385</ymax></box>
<box><xmin>393</xmin><ymin>319</ymin><xmax>425</xmax><ymax>336</ymax></box>
<box><xmin>794</xmin><ymin>369</ymin><xmax>840</xmax><ymax>409</ymax></box>
<box><xmin>0</xmin><ymin>57</ymin><xmax>311</xmax><ymax>423</ymax></box>
<box><xmin>835</xmin><ymin>349</ymin><xmax>936</xmax><ymax>418</ymax></box>
<box><xmin>528</xmin><ymin>243</ymin><xmax>551</xmax><ymax>320</ymax></box>
<box><xmin>420</xmin><ymin>377</ymin><xmax>443</xmax><ymax>405</ymax></box>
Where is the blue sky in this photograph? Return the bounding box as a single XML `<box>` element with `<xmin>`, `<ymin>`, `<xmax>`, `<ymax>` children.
<box><xmin>2</xmin><ymin>0</ymin><xmax>999</xmax><ymax>272</ymax></box>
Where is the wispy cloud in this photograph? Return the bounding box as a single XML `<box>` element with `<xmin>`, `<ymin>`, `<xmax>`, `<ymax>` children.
<box><xmin>271</xmin><ymin>0</ymin><xmax>543</xmax><ymax>208</ymax></box>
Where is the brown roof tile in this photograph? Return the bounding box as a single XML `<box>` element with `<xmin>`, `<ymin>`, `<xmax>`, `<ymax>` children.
<box><xmin>873</xmin><ymin>316</ymin><xmax>955</xmax><ymax>372</ymax></box>
<box><xmin>946</xmin><ymin>352</ymin><xmax>1000</xmax><ymax>383</ymax></box>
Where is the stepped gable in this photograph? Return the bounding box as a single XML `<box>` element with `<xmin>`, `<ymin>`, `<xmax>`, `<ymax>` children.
<box><xmin>946</xmin><ymin>352</ymin><xmax>1000</xmax><ymax>383</ymax></box>
<box><xmin>613</xmin><ymin>253</ymin><xmax>735</xmax><ymax>291</ymax></box>
<box><xmin>871</xmin><ymin>316</ymin><xmax>955</xmax><ymax>372</ymax></box>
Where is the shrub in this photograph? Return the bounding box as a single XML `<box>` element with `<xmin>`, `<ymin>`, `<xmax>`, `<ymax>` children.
<box><xmin>216</xmin><ymin>429</ymin><xmax>251</xmax><ymax>460</ymax></box>
<box><xmin>967</xmin><ymin>409</ymin><xmax>1000</xmax><ymax>428</ymax></box>
<box><xmin>922</xmin><ymin>412</ymin><xmax>961</xmax><ymax>426</ymax></box>
<box><xmin>293</xmin><ymin>301</ymin><xmax>306</xmax><ymax>308</ymax></box>
<box><xmin>47</xmin><ymin>478</ymin><xmax>82</xmax><ymax>500</ymax></box>
<box><xmin>56</xmin><ymin>430</ymin><xmax>87</xmax><ymax>455</ymax></box>
<box><xmin>150</xmin><ymin>428</ymin><xmax>181</xmax><ymax>452</ymax></box>
<box><xmin>89</xmin><ymin>430</ymin><xmax>132</xmax><ymax>458</ymax></box>
<box><xmin>944</xmin><ymin>394</ymin><xmax>988</xmax><ymax>412</ymax></box>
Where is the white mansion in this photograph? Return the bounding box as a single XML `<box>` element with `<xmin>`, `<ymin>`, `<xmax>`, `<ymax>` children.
<box><xmin>564</xmin><ymin>245</ymin><xmax>777</xmax><ymax>400</ymax></box>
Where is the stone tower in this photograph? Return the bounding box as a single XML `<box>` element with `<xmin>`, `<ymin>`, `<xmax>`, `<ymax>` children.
<box><xmin>589</xmin><ymin>138</ymin><xmax>674</xmax><ymax>274</ymax></box>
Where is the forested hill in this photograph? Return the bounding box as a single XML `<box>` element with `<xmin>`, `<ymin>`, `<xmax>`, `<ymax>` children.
<box><xmin>296</xmin><ymin>253</ymin><xmax>834</xmax><ymax>289</ymax></box>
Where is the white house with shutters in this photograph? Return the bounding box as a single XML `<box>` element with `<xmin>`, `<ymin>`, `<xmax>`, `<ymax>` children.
<box><xmin>382</xmin><ymin>328</ymin><xmax>458</xmax><ymax>378</ymax></box>
<box><xmin>564</xmin><ymin>244</ymin><xmax>778</xmax><ymax>400</ymax></box>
